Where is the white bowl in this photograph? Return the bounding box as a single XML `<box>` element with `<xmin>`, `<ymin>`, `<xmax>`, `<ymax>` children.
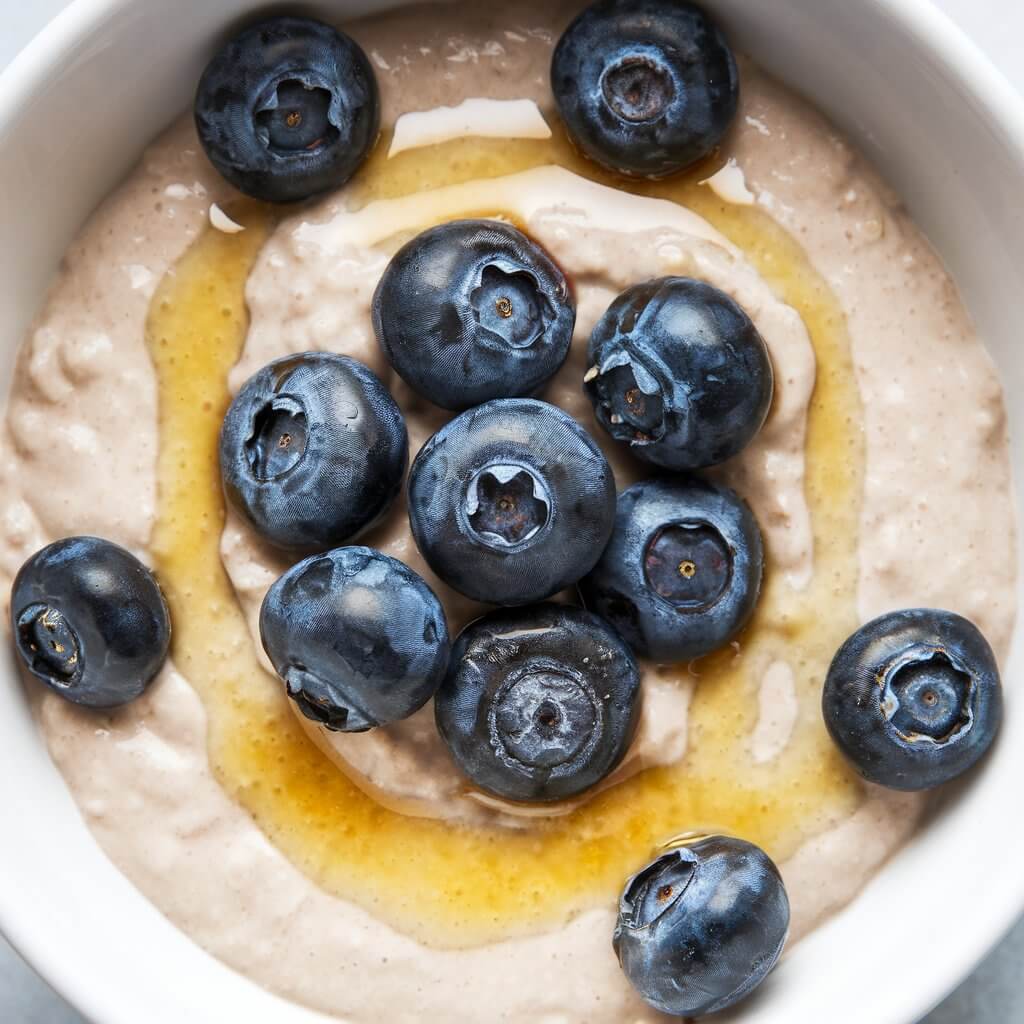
<box><xmin>2</xmin><ymin>1</ymin><xmax>1023</xmax><ymax>1022</ymax></box>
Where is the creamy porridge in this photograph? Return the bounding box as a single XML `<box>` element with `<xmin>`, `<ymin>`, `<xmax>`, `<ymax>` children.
<box><xmin>0</xmin><ymin>1</ymin><xmax>1016</xmax><ymax>1021</ymax></box>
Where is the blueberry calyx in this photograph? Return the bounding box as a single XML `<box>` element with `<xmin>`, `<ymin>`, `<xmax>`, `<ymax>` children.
<box><xmin>491</xmin><ymin>661</ymin><xmax>602</xmax><ymax>773</ymax></box>
<box><xmin>618</xmin><ymin>848</ymin><xmax>697</xmax><ymax>930</ymax></box>
<box><xmin>469</xmin><ymin>262</ymin><xmax>551</xmax><ymax>350</ymax></box>
<box><xmin>284</xmin><ymin>665</ymin><xmax>374</xmax><ymax>733</ymax></box>
<box><xmin>882</xmin><ymin>646</ymin><xmax>972</xmax><ymax>744</ymax></box>
<box><xmin>16</xmin><ymin>603</ymin><xmax>82</xmax><ymax>688</ymax></box>
<box><xmin>255</xmin><ymin>77</ymin><xmax>339</xmax><ymax>155</ymax></box>
<box><xmin>590</xmin><ymin>350</ymin><xmax>668</xmax><ymax>447</ymax></box>
<box><xmin>464</xmin><ymin>463</ymin><xmax>552</xmax><ymax>549</ymax></box>
<box><xmin>602</xmin><ymin>57</ymin><xmax>676</xmax><ymax>124</ymax></box>
<box><xmin>246</xmin><ymin>395</ymin><xmax>309</xmax><ymax>481</ymax></box>
<box><xmin>643</xmin><ymin>521</ymin><xmax>732</xmax><ymax>611</ymax></box>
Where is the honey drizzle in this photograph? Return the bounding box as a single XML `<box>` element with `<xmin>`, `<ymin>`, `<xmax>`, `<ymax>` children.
<box><xmin>145</xmin><ymin>128</ymin><xmax>864</xmax><ymax>948</ymax></box>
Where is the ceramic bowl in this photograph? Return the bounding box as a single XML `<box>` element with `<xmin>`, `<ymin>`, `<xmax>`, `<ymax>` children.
<box><xmin>1</xmin><ymin>1</ymin><xmax>1023</xmax><ymax>1021</ymax></box>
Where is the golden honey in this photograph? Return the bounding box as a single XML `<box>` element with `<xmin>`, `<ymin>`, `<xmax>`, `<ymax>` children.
<box><xmin>145</xmin><ymin>124</ymin><xmax>865</xmax><ymax>948</ymax></box>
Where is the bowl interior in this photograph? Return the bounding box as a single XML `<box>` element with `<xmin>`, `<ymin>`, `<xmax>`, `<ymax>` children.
<box><xmin>1</xmin><ymin>1</ymin><xmax>1023</xmax><ymax>1022</ymax></box>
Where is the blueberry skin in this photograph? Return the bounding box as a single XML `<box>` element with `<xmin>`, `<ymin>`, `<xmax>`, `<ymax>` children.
<box><xmin>585</xmin><ymin>277</ymin><xmax>773</xmax><ymax>470</ymax></box>
<box><xmin>435</xmin><ymin>604</ymin><xmax>641</xmax><ymax>802</ymax></box>
<box><xmin>822</xmin><ymin>609</ymin><xmax>1003</xmax><ymax>791</ymax></box>
<box><xmin>551</xmin><ymin>0</ymin><xmax>739</xmax><ymax>178</ymax></box>
<box><xmin>195</xmin><ymin>16</ymin><xmax>379</xmax><ymax>202</ymax></box>
<box><xmin>220</xmin><ymin>352</ymin><xmax>408</xmax><ymax>555</ymax></box>
<box><xmin>614</xmin><ymin>836</ymin><xmax>789</xmax><ymax>1017</ymax></box>
<box><xmin>260</xmin><ymin>547</ymin><xmax>450</xmax><ymax>732</ymax></box>
<box><xmin>372</xmin><ymin>220</ymin><xmax>576</xmax><ymax>411</ymax></box>
<box><xmin>407</xmin><ymin>399</ymin><xmax>616</xmax><ymax>606</ymax></box>
<box><xmin>580</xmin><ymin>476</ymin><xmax>763</xmax><ymax>662</ymax></box>
<box><xmin>10</xmin><ymin>537</ymin><xmax>171</xmax><ymax>709</ymax></box>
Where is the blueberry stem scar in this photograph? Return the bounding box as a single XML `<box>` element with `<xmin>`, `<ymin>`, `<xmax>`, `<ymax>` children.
<box><xmin>464</xmin><ymin>463</ymin><xmax>552</xmax><ymax>548</ymax></box>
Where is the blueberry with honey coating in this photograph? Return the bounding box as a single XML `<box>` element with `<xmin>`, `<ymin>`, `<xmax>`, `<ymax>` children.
<box><xmin>580</xmin><ymin>476</ymin><xmax>763</xmax><ymax>662</ymax></box>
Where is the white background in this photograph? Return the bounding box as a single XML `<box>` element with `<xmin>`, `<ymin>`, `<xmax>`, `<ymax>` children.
<box><xmin>1</xmin><ymin>1</ymin><xmax>1022</xmax><ymax>1021</ymax></box>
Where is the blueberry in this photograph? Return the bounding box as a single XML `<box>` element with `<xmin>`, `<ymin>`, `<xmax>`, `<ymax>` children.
<box><xmin>194</xmin><ymin>16</ymin><xmax>379</xmax><ymax>202</ymax></box>
<box><xmin>260</xmin><ymin>547</ymin><xmax>450</xmax><ymax>732</ymax></box>
<box><xmin>822</xmin><ymin>609</ymin><xmax>1003</xmax><ymax>791</ymax></box>
<box><xmin>372</xmin><ymin>220</ymin><xmax>576</xmax><ymax>411</ymax></box>
<box><xmin>580</xmin><ymin>476</ymin><xmax>763</xmax><ymax>662</ymax></box>
<box><xmin>585</xmin><ymin>277</ymin><xmax>773</xmax><ymax>470</ymax></box>
<box><xmin>435</xmin><ymin>604</ymin><xmax>641</xmax><ymax>802</ymax></box>
<box><xmin>220</xmin><ymin>352</ymin><xmax>408</xmax><ymax>554</ymax></box>
<box><xmin>10</xmin><ymin>537</ymin><xmax>171</xmax><ymax>708</ymax></box>
<box><xmin>551</xmin><ymin>0</ymin><xmax>739</xmax><ymax>178</ymax></box>
<box><xmin>407</xmin><ymin>399</ymin><xmax>616</xmax><ymax>605</ymax></box>
<box><xmin>614</xmin><ymin>836</ymin><xmax>789</xmax><ymax>1017</ymax></box>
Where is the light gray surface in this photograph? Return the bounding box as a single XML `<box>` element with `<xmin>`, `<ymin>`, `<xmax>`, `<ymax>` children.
<box><xmin>0</xmin><ymin>0</ymin><xmax>1022</xmax><ymax>1021</ymax></box>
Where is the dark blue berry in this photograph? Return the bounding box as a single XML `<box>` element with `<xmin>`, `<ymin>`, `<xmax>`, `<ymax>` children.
<box><xmin>585</xmin><ymin>277</ymin><xmax>773</xmax><ymax>470</ymax></box>
<box><xmin>551</xmin><ymin>0</ymin><xmax>739</xmax><ymax>178</ymax></box>
<box><xmin>260</xmin><ymin>547</ymin><xmax>450</xmax><ymax>732</ymax></box>
<box><xmin>823</xmin><ymin>609</ymin><xmax>1003</xmax><ymax>791</ymax></box>
<box><xmin>580</xmin><ymin>476</ymin><xmax>763</xmax><ymax>662</ymax></box>
<box><xmin>220</xmin><ymin>352</ymin><xmax>408</xmax><ymax>555</ymax></box>
<box><xmin>407</xmin><ymin>399</ymin><xmax>616</xmax><ymax>606</ymax></box>
<box><xmin>435</xmin><ymin>604</ymin><xmax>641</xmax><ymax>801</ymax></box>
<box><xmin>194</xmin><ymin>16</ymin><xmax>379</xmax><ymax>202</ymax></box>
<box><xmin>372</xmin><ymin>220</ymin><xmax>575</xmax><ymax>411</ymax></box>
<box><xmin>10</xmin><ymin>537</ymin><xmax>170</xmax><ymax>708</ymax></box>
<box><xmin>614</xmin><ymin>836</ymin><xmax>789</xmax><ymax>1017</ymax></box>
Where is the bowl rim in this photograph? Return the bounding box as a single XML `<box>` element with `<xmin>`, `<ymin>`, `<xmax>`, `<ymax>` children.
<box><xmin>2</xmin><ymin>1</ymin><xmax>1024</xmax><ymax>1022</ymax></box>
